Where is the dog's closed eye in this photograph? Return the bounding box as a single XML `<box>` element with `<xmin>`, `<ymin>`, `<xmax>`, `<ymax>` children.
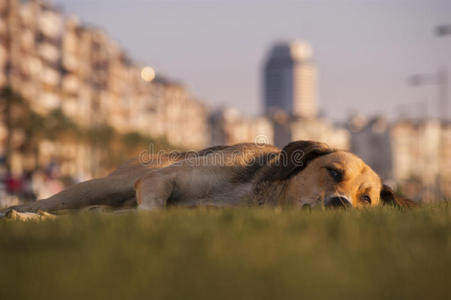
<box><xmin>326</xmin><ymin>167</ymin><xmax>343</xmax><ymax>182</ymax></box>
<box><xmin>360</xmin><ymin>194</ymin><xmax>371</xmax><ymax>205</ymax></box>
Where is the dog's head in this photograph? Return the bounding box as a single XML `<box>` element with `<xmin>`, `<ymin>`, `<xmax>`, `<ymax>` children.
<box><xmin>272</xmin><ymin>141</ymin><xmax>415</xmax><ymax>208</ymax></box>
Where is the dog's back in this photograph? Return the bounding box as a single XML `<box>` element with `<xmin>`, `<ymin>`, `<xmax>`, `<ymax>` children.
<box><xmin>2</xmin><ymin>143</ymin><xmax>281</xmax><ymax>214</ymax></box>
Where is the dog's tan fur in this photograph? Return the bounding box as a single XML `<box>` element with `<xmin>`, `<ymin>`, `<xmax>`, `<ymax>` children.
<box><xmin>0</xmin><ymin>141</ymin><xmax>414</xmax><ymax>218</ymax></box>
<box><xmin>283</xmin><ymin>152</ymin><xmax>383</xmax><ymax>207</ymax></box>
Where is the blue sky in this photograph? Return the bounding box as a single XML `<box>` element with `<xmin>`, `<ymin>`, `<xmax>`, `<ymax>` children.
<box><xmin>53</xmin><ymin>0</ymin><xmax>451</xmax><ymax>121</ymax></box>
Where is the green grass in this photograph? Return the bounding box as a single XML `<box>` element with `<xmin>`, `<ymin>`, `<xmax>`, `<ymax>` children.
<box><xmin>1</xmin><ymin>205</ymin><xmax>450</xmax><ymax>300</ymax></box>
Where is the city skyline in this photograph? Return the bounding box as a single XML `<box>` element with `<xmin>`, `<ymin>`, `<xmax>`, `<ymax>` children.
<box><xmin>53</xmin><ymin>0</ymin><xmax>451</xmax><ymax>121</ymax></box>
<box><xmin>0</xmin><ymin>0</ymin><xmax>450</xmax><ymax>206</ymax></box>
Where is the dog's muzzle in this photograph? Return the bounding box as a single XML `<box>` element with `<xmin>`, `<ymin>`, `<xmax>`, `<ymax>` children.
<box><xmin>325</xmin><ymin>196</ymin><xmax>352</xmax><ymax>208</ymax></box>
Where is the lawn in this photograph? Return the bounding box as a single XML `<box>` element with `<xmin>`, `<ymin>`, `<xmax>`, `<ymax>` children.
<box><xmin>0</xmin><ymin>205</ymin><xmax>450</xmax><ymax>300</ymax></box>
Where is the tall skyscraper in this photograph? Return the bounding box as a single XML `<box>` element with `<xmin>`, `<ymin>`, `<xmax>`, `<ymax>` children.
<box><xmin>263</xmin><ymin>41</ymin><xmax>318</xmax><ymax>119</ymax></box>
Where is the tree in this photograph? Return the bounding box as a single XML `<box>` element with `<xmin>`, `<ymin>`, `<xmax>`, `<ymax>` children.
<box><xmin>1</xmin><ymin>86</ymin><xmax>176</xmax><ymax>177</ymax></box>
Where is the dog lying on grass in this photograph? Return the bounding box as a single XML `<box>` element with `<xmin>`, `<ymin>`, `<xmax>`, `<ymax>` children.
<box><xmin>1</xmin><ymin>140</ymin><xmax>415</xmax><ymax>220</ymax></box>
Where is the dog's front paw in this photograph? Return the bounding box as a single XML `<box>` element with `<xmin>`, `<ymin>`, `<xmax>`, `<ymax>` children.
<box><xmin>3</xmin><ymin>209</ymin><xmax>55</xmax><ymax>221</ymax></box>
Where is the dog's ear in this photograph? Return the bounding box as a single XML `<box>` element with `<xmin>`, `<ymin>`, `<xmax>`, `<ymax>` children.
<box><xmin>274</xmin><ymin>140</ymin><xmax>333</xmax><ymax>181</ymax></box>
<box><xmin>380</xmin><ymin>184</ymin><xmax>417</xmax><ymax>208</ymax></box>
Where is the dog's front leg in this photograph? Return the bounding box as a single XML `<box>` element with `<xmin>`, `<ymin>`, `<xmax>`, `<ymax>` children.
<box><xmin>1</xmin><ymin>175</ymin><xmax>137</xmax><ymax>216</ymax></box>
<box><xmin>134</xmin><ymin>171</ymin><xmax>176</xmax><ymax>210</ymax></box>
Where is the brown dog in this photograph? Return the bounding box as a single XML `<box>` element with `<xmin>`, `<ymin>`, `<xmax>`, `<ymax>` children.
<box><xmin>1</xmin><ymin>140</ymin><xmax>415</xmax><ymax>217</ymax></box>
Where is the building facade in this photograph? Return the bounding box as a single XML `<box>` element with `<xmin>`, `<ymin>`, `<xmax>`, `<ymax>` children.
<box><xmin>261</xmin><ymin>41</ymin><xmax>348</xmax><ymax>151</ymax></box>
<box><xmin>268</xmin><ymin>109</ymin><xmax>349</xmax><ymax>150</ymax></box>
<box><xmin>350</xmin><ymin>115</ymin><xmax>451</xmax><ymax>202</ymax></box>
<box><xmin>348</xmin><ymin>115</ymin><xmax>393</xmax><ymax>181</ymax></box>
<box><xmin>0</xmin><ymin>0</ymin><xmax>209</xmax><ymax>182</ymax></box>
<box><xmin>209</xmin><ymin>108</ymin><xmax>274</xmax><ymax>146</ymax></box>
<box><xmin>263</xmin><ymin>41</ymin><xmax>318</xmax><ymax>119</ymax></box>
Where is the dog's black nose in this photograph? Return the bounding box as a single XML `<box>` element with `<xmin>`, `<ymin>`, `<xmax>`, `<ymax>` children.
<box><xmin>326</xmin><ymin>196</ymin><xmax>351</xmax><ymax>208</ymax></box>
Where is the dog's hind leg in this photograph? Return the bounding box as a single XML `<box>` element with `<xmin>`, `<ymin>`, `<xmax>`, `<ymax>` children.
<box><xmin>0</xmin><ymin>153</ymin><xmax>178</xmax><ymax>217</ymax></box>
<box><xmin>134</xmin><ymin>171</ymin><xmax>176</xmax><ymax>210</ymax></box>
<box><xmin>1</xmin><ymin>175</ymin><xmax>138</xmax><ymax>216</ymax></box>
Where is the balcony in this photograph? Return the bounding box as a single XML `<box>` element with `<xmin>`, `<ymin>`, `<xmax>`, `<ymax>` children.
<box><xmin>38</xmin><ymin>10</ymin><xmax>62</xmax><ymax>40</ymax></box>
<box><xmin>38</xmin><ymin>42</ymin><xmax>59</xmax><ymax>64</ymax></box>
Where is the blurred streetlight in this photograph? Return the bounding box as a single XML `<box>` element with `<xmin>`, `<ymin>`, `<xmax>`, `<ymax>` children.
<box><xmin>436</xmin><ymin>24</ymin><xmax>451</xmax><ymax>37</ymax></box>
<box><xmin>141</xmin><ymin>66</ymin><xmax>155</xmax><ymax>82</ymax></box>
<box><xmin>406</xmin><ymin>25</ymin><xmax>451</xmax><ymax>120</ymax></box>
<box><xmin>436</xmin><ymin>24</ymin><xmax>450</xmax><ymax>120</ymax></box>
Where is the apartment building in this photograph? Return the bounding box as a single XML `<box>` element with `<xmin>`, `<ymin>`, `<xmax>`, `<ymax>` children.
<box><xmin>209</xmin><ymin>108</ymin><xmax>274</xmax><ymax>146</ymax></box>
<box><xmin>263</xmin><ymin>41</ymin><xmax>318</xmax><ymax>119</ymax></box>
<box><xmin>350</xmin><ymin>116</ymin><xmax>451</xmax><ymax>201</ymax></box>
<box><xmin>0</xmin><ymin>0</ymin><xmax>209</xmax><ymax>180</ymax></box>
<box><xmin>268</xmin><ymin>109</ymin><xmax>349</xmax><ymax>150</ymax></box>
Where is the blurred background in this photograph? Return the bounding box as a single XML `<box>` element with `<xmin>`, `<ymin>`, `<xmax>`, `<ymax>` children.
<box><xmin>0</xmin><ymin>0</ymin><xmax>450</xmax><ymax>207</ymax></box>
